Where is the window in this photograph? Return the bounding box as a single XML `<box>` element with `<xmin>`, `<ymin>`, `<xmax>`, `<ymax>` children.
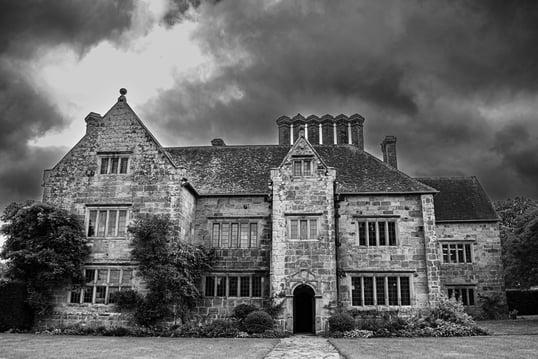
<box><xmin>441</xmin><ymin>243</ymin><xmax>472</xmax><ymax>263</ymax></box>
<box><xmin>99</xmin><ymin>156</ymin><xmax>129</xmax><ymax>174</ymax></box>
<box><xmin>447</xmin><ymin>287</ymin><xmax>475</xmax><ymax>305</ymax></box>
<box><xmin>87</xmin><ymin>208</ymin><xmax>129</xmax><ymax>238</ymax></box>
<box><xmin>211</xmin><ymin>220</ymin><xmax>259</xmax><ymax>248</ymax></box>
<box><xmin>289</xmin><ymin>218</ymin><xmax>318</xmax><ymax>240</ymax></box>
<box><xmin>70</xmin><ymin>268</ymin><xmax>133</xmax><ymax>304</ymax></box>
<box><xmin>204</xmin><ymin>274</ymin><xmax>265</xmax><ymax>298</ymax></box>
<box><xmin>351</xmin><ymin>274</ymin><xmax>411</xmax><ymax>306</ymax></box>
<box><xmin>357</xmin><ymin>219</ymin><xmax>397</xmax><ymax>246</ymax></box>
<box><xmin>292</xmin><ymin>159</ymin><xmax>313</xmax><ymax>176</ymax></box>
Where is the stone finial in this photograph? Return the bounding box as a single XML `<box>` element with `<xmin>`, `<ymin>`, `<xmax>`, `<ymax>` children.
<box><xmin>298</xmin><ymin>125</ymin><xmax>306</xmax><ymax>138</ymax></box>
<box><xmin>118</xmin><ymin>88</ymin><xmax>127</xmax><ymax>102</ymax></box>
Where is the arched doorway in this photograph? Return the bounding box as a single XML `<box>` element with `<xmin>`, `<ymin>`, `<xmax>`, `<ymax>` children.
<box><xmin>293</xmin><ymin>285</ymin><xmax>315</xmax><ymax>334</ymax></box>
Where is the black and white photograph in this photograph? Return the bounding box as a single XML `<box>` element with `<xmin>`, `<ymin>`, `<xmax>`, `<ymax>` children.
<box><xmin>1</xmin><ymin>1</ymin><xmax>538</xmax><ymax>358</ymax></box>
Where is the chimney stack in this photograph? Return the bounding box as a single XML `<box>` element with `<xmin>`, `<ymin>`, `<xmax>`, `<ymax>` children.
<box><xmin>381</xmin><ymin>136</ymin><xmax>398</xmax><ymax>169</ymax></box>
<box><xmin>211</xmin><ymin>138</ymin><xmax>226</xmax><ymax>146</ymax></box>
<box><xmin>84</xmin><ymin>112</ymin><xmax>102</xmax><ymax>134</ymax></box>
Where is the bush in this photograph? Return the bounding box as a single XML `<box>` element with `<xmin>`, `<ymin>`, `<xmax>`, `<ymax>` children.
<box><xmin>0</xmin><ymin>281</ymin><xmax>33</xmax><ymax>332</ymax></box>
<box><xmin>430</xmin><ymin>296</ymin><xmax>476</xmax><ymax>326</ymax></box>
<box><xmin>203</xmin><ymin>319</ymin><xmax>238</xmax><ymax>338</ymax></box>
<box><xmin>343</xmin><ymin>329</ymin><xmax>373</xmax><ymax>338</ymax></box>
<box><xmin>111</xmin><ymin>289</ymin><xmax>140</xmax><ymax>310</ymax></box>
<box><xmin>232</xmin><ymin>304</ymin><xmax>258</xmax><ymax>321</ymax></box>
<box><xmin>244</xmin><ymin>310</ymin><xmax>273</xmax><ymax>334</ymax></box>
<box><xmin>328</xmin><ymin>312</ymin><xmax>355</xmax><ymax>333</ymax></box>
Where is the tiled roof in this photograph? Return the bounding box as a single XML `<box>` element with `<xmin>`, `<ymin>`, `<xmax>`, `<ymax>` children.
<box><xmin>416</xmin><ymin>177</ymin><xmax>498</xmax><ymax>222</ymax></box>
<box><xmin>165</xmin><ymin>145</ymin><xmax>437</xmax><ymax>195</ymax></box>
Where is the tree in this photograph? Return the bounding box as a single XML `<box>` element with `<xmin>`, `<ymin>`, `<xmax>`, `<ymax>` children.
<box><xmin>0</xmin><ymin>201</ymin><xmax>90</xmax><ymax>314</ymax></box>
<box><xmin>495</xmin><ymin>197</ymin><xmax>538</xmax><ymax>288</ymax></box>
<box><xmin>128</xmin><ymin>214</ymin><xmax>214</xmax><ymax>326</ymax></box>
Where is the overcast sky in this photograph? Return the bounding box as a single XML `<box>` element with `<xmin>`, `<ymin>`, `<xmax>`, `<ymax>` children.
<box><xmin>1</xmin><ymin>0</ymin><xmax>538</xmax><ymax>217</ymax></box>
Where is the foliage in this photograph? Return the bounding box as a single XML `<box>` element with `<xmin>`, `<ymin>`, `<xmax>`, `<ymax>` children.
<box><xmin>478</xmin><ymin>293</ymin><xmax>507</xmax><ymax>319</ymax></box>
<box><xmin>128</xmin><ymin>214</ymin><xmax>214</xmax><ymax>326</ymax></box>
<box><xmin>342</xmin><ymin>329</ymin><xmax>374</xmax><ymax>338</ymax></box>
<box><xmin>232</xmin><ymin>303</ymin><xmax>258</xmax><ymax>321</ymax></box>
<box><xmin>244</xmin><ymin>310</ymin><xmax>274</xmax><ymax>334</ymax></box>
<box><xmin>0</xmin><ymin>201</ymin><xmax>90</xmax><ymax>314</ymax></box>
<box><xmin>204</xmin><ymin>319</ymin><xmax>239</xmax><ymax>337</ymax></box>
<box><xmin>495</xmin><ymin>197</ymin><xmax>538</xmax><ymax>288</ymax></box>
<box><xmin>328</xmin><ymin>312</ymin><xmax>355</xmax><ymax>333</ymax></box>
<box><xmin>0</xmin><ymin>280</ymin><xmax>33</xmax><ymax>332</ymax></box>
<box><xmin>110</xmin><ymin>289</ymin><xmax>140</xmax><ymax>310</ymax></box>
<box><xmin>327</xmin><ymin>298</ymin><xmax>488</xmax><ymax>338</ymax></box>
<box><xmin>506</xmin><ymin>289</ymin><xmax>538</xmax><ymax>315</ymax></box>
<box><xmin>263</xmin><ymin>294</ymin><xmax>286</xmax><ymax>319</ymax></box>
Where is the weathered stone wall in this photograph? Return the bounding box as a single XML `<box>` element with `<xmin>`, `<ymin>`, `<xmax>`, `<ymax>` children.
<box><xmin>270</xmin><ymin>138</ymin><xmax>337</xmax><ymax>333</ymax></box>
<box><xmin>337</xmin><ymin>194</ymin><xmax>435</xmax><ymax>310</ymax></box>
<box><xmin>437</xmin><ymin>221</ymin><xmax>505</xmax><ymax>316</ymax></box>
<box><xmin>41</xmin><ymin>100</ymin><xmax>195</xmax><ymax>326</ymax></box>
<box><xmin>192</xmin><ymin>196</ymin><xmax>272</xmax><ymax>317</ymax></box>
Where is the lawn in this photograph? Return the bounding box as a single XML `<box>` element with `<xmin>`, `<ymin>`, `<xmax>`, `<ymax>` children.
<box><xmin>330</xmin><ymin>335</ymin><xmax>538</xmax><ymax>359</ymax></box>
<box><xmin>0</xmin><ymin>334</ymin><xmax>279</xmax><ymax>359</ymax></box>
<box><xmin>330</xmin><ymin>318</ymin><xmax>538</xmax><ymax>359</ymax></box>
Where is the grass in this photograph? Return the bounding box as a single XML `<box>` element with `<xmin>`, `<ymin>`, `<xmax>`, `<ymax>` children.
<box><xmin>0</xmin><ymin>334</ymin><xmax>279</xmax><ymax>359</ymax></box>
<box><xmin>330</xmin><ymin>335</ymin><xmax>538</xmax><ymax>359</ymax></box>
<box><xmin>330</xmin><ymin>318</ymin><xmax>538</xmax><ymax>359</ymax></box>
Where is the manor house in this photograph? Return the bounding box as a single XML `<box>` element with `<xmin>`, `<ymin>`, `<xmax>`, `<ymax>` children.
<box><xmin>42</xmin><ymin>89</ymin><xmax>504</xmax><ymax>333</ymax></box>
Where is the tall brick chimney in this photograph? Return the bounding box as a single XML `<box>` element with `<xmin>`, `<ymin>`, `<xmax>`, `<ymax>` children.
<box><xmin>381</xmin><ymin>136</ymin><xmax>398</xmax><ymax>169</ymax></box>
<box><xmin>276</xmin><ymin>116</ymin><xmax>291</xmax><ymax>145</ymax></box>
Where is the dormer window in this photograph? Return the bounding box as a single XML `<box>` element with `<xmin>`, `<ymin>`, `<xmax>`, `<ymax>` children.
<box><xmin>98</xmin><ymin>153</ymin><xmax>130</xmax><ymax>174</ymax></box>
<box><xmin>293</xmin><ymin>159</ymin><xmax>313</xmax><ymax>176</ymax></box>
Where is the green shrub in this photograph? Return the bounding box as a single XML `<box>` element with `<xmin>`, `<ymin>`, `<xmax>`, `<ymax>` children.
<box><xmin>232</xmin><ymin>304</ymin><xmax>258</xmax><ymax>321</ymax></box>
<box><xmin>328</xmin><ymin>312</ymin><xmax>355</xmax><ymax>333</ymax></box>
<box><xmin>430</xmin><ymin>296</ymin><xmax>476</xmax><ymax>326</ymax></box>
<box><xmin>203</xmin><ymin>319</ymin><xmax>238</xmax><ymax>337</ymax></box>
<box><xmin>343</xmin><ymin>329</ymin><xmax>373</xmax><ymax>338</ymax></box>
<box><xmin>0</xmin><ymin>281</ymin><xmax>33</xmax><ymax>332</ymax></box>
<box><xmin>244</xmin><ymin>310</ymin><xmax>273</xmax><ymax>334</ymax></box>
<box><xmin>110</xmin><ymin>289</ymin><xmax>140</xmax><ymax>310</ymax></box>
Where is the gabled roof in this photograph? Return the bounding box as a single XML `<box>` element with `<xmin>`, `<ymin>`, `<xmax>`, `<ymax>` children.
<box><xmin>416</xmin><ymin>176</ymin><xmax>498</xmax><ymax>222</ymax></box>
<box><xmin>165</xmin><ymin>144</ymin><xmax>437</xmax><ymax>195</ymax></box>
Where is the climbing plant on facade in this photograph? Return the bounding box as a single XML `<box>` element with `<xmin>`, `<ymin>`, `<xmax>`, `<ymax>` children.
<box><xmin>128</xmin><ymin>214</ymin><xmax>214</xmax><ymax>326</ymax></box>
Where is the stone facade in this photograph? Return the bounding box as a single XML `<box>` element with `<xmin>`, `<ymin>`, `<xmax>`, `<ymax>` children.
<box><xmin>40</xmin><ymin>91</ymin><xmax>505</xmax><ymax>332</ymax></box>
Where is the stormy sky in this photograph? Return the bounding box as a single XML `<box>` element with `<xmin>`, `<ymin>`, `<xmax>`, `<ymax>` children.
<box><xmin>1</xmin><ymin>0</ymin><xmax>538</xmax><ymax>216</ymax></box>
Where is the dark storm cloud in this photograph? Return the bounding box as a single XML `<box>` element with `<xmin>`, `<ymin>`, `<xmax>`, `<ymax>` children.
<box><xmin>0</xmin><ymin>0</ymin><xmax>135</xmax><ymax>212</ymax></box>
<box><xmin>142</xmin><ymin>0</ymin><xmax>538</xmax><ymax>200</ymax></box>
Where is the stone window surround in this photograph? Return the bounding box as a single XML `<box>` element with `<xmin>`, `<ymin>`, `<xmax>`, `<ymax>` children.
<box><xmin>440</xmin><ymin>242</ymin><xmax>474</xmax><ymax>263</ymax></box>
<box><xmin>446</xmin><ymin>285</ymin><xmax>476</xmax><ymax>306</ymax></box>
<box><xmin>97</xmin><ymin>151</ymin><xmax>132</xmax><ymax>175</ymax></box>
<box><xmin>86</xmin><ymin>204</ymin><xmax>131</xmax><ymax>239</ymax></box>
<box><xmin>353</xmin><ymin>215</ymin><xmax>399</xmax><ymax>247</ymax></box>
<box><xmin>68</xmin><ymin>266</ymin><xmax>134</xmax><ymax>305</ymax></box>
<box><xmin>208</xmin><ymin>216</ymin><xmax>263</xmax><ymax>248</ymax></box>
<box><xmin>292</xmin><ymin>158</ymin><xmax>314</xmax><ymax>176</ymax></box>
<box><xmin>285</xmin><ymin>212</ymin><xmax>322</xmax><ymax>241</ymax></box>
<box><xmin>203</xmin><ymin>273</ymin><xmax>266</xmax><ymax>298</ymax></box>
<box><xmin>349</xmin><ymin>271</ymin><xmax>414</xmax><ymax>307</ymax></box>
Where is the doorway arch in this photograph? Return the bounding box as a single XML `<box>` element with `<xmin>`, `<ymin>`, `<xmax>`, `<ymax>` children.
<box><xmin>293</xmin><ymin>284</ymin><xmax>315</xmax><ymax>334</ymax></box>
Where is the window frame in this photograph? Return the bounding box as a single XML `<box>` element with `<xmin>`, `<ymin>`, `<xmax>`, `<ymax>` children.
<box><xmin>350</xmin><ymin>273</ymin><xmax>413</xmax><ymax>307</ymax></box>
<box><xmin>292</xmin><ymin>158</ymin><xmax>314</xmax><ymax>177</ymax></box>
<box><xmin>441</xmin><ymin>242</ymin><xmax>473</xmax><ymax>263</ymax></box>
<box><xmin>203</xmin><ymin>274</ymin><xmax>265</xmax><ymax>298</ymax></box>
<box><xmin>210</xmin><ymin>219</ymin><xmax>260</xmax><ymax>248</ymax></box>
<box><xmin>86</xmin><ymin>206</ymin><xmax>130</xmax><ymax>239</ymax></box>
<box><xmin>288</xmin><ymin>217</ymin><xmax>319</xmax><ymax>240</ymax></box>
<box><xmin>98</xmin><ymin>154</ymin><xmax>130</xmax><ymax>175</ymax></box>
<box><xmin>447</xmin><ymin>286</ymin><xmax>476</xmax><ymax>306</ymax></box>
<box><xmin>356</xmin><ymin>218</ymin><xmax>398</xmax><ymax>246</ymax></box>
<box><xmin>69</xmin><ymin>267</ymin><xmax>134</xmax><ymax>305</ymax></box>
